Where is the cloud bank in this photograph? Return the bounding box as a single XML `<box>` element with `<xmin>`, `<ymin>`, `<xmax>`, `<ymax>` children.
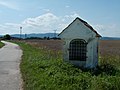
<box><xmin>94</xmin><ymin>24</ymin><xmax>120</xmax><ymax>37</ymax></box>
<box><xmin>0</xmin><ymin>13</ymin><xmax>80</xmax><ymax>35</ymax></box>
<box><xmin>0</xmin><ymin>12</ymin><xmax>119</xmax><ymax>37</ymax></box>
<box><xmin>0</xmin><ymin>1</ymin><xmax>20</xmax><ymax>10</ymax></box>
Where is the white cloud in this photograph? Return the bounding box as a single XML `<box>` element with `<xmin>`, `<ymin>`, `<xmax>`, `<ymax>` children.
<box><xmin>21</xmin><ymin>13</ymin><xmax>81</xmax><ymax>33</ymax></box>
<box><xmin>42</xmin><ymin>9</ymin><xmax>51</xmax><ymax>13</ymax></box>
<box><xmin>0</xmin><ymin>12</ymin><xmax>120</xmax><ymax>37</ymax></box>
<box><xmin>65</xmin><ymin>13</ymin><xmax>80</xmax><ymax>19</ymax></box>
<box><xmin>0</xmin><ymin>1</ymin><xmax>20</xmax><ymax>10</ymax></box>
<box><xmin>22</xmin><ymin>13</ymin><xmax>60</xmax><ymax>32</ymax></box>
<box><xmin>0</xmin><ymin>13</ymin><xmax>77</xmax><ymax>35</ymax></box>
<box><xmin>5</xmin><ymin>23</ymin><xmax>21</xmax><ymax>27</ymax></box>
<box><xmin>65</xmin><ymin>5</ymin><xmax>70</xmax><ymax>8</ymax></box>
<box><xmin>93</xmin><ymin>24</ymin><xmax>120</xmax><ymax>37</ymax></box>
<box><xmin>0</xmin><ymin>23</ymin><xmax>22</xmax><ymax>35</ymax></box>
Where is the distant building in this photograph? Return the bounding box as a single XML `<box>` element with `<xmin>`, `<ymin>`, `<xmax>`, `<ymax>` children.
<box><xmin>59</xmin><ymin>17</ymin><xmax>101</xmax><ymax>68</ymax></box>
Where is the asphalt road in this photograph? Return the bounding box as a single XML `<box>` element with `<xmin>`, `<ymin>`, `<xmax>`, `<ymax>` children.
<box><xmin>0</xmin><ymin>41</ymin><xmax>22</xmax><ymax>90</ymax></box>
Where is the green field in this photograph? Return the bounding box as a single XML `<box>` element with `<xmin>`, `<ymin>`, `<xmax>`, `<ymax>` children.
<box><xmin>15</xmin><ymin>40</ymin><xmax>120</xmax><ymax>90</ymax></box>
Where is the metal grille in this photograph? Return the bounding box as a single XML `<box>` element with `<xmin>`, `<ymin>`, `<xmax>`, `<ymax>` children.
<box><xmin>69</xmin><ymin>39</ymin><xmax>87</xmax><ymax>61</ymax></box>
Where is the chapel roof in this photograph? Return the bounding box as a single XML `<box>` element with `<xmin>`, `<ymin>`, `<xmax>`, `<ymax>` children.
<box><xmin>58</xmin><ymin>17</ymin><xmax>101</xmax><ymax>37</ymax></box>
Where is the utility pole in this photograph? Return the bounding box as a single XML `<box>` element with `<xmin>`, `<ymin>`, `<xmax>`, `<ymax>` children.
<box><xmin>20</xmin><ymin>26</ymin><xmax>22</xmax><ymax>40</ymax></box>
<box><xmin>53</xmin><ymin>30</ymin><xmax>57</xmax><ymax>39</ymax></box>
<box><xmin>25</xmin><ymin>34</ymin><xmax>27</xmax><ymax>39</ymax></box>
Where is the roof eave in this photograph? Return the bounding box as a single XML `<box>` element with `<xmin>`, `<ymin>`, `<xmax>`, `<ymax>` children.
<box><xmin>58</xmin><ymin>17</ymin><xmax>102</xmax><ymax>37</ymax></box>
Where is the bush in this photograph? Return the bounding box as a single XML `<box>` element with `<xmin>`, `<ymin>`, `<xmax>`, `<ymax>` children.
<box><xmin>3</xmin><ymin>34</ymin><xmax>11</xmax><ymax>40</ymax></box>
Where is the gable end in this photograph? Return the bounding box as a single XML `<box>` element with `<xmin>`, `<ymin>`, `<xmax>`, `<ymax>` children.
<box><xmin>58</xmin><ymin>17</ymin><xmax>101</xmax><ymax>37</ymax></box>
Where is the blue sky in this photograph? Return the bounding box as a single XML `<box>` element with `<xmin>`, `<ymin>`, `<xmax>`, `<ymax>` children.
<box><xmin>0</xmin><ymin>0</ymin><xmax>120</xmax><ymax>37</ymax></box>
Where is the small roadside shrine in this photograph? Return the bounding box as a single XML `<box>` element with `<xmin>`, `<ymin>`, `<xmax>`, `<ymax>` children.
<box><xmin>58</xmin><ymin>17</ymin><xmax>101</xmax><ymax>68</ymax></box>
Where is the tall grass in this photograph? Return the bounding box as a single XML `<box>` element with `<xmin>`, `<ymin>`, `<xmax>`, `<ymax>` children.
<box><xmin>15</xmin><ymin>41</ymin><xmax>120</xmax><ymax>90</ymax></box>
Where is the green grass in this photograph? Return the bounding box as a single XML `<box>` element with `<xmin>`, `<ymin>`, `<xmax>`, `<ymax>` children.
<box><xmin>15</xmin><ymin>41</ymin><xmax>120</xmax><ymax>90</ymax></box>
<box><xmin>0</xmin><ymin>41</ymin><xmax>4</xmax><ymax>48</ymax></box>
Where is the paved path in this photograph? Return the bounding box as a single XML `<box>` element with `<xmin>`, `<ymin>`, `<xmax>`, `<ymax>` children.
<box><xmin>0</xmin><ymin>41</ymin><xmax>22</xmax><ymax>90</ymax></box>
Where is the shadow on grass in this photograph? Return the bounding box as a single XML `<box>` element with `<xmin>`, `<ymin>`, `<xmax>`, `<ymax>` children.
<box><xmin>92</xmin><ymin>64</ymin><xmax>118</xmax><ymax>76</ymax></box>
<box><xmin>74</xmin><ymin>64</ymin><xmax>119</xmax><ymax>76</ymax></box>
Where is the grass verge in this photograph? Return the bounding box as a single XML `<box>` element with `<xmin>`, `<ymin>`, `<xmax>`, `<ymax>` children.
<box><xmin>0</xmin><ymin>41</ymin><xmax>4</xmax><ymax>48</ymax></box>
<box><xmin>14</xmin><ymin>41</ymin><xmax>120</xmax><ymax>90</ymax></box>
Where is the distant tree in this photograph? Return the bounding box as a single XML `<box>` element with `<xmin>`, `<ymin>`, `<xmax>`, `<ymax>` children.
<box><xmin>47</xmin><ymin>37</ymin><xmax>50</xmax><ymax>40</ymax></box>
<box><xmin>43</xmin><ymin>36</ymin><xmax>47</xmax><ymax>40</ymax></box>
<box><xmin>3</xmin><ymin>34</ymin><xmax>11</xmax><ymax>40</ymax></box>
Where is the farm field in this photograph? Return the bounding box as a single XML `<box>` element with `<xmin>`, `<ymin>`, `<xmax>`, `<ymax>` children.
<box><xmin>25</xmin><ymin>39</ymin><xmax>63</xmax><ymax>51</ymax></box>
<box><xmin>25</xmin><ymin>39</ymin><xmax>120</xmax><ymax>56</ymax></box>
<box><xmin>14</xmin><ymin>40</ymin><xmax>120</xmax><ymax>90</ymax></box>
<box><xmin>25</xmin><ymin>39</ymin><xmax>120</xmax><ymax>68</ymax></box>
<box><xmin>27</xmin><ymin>39</ymin><xmax>120</xmax><ymax>66</ymax></box>
<box><xmin>99</xmin><ymin>40</ymin><xmax>120</xmax><ymax>56</ymax></box>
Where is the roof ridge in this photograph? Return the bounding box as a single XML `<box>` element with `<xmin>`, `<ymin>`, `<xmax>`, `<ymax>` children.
<box><xmin>59</xmin><ymin>17</ymin><xmax>101</xmax><ymax>37</ymax></box>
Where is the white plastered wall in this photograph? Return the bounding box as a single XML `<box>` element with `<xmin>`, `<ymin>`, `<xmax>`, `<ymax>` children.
<box><xmin>59</xmin><ymin>19</ymin><xmax>99</xmax><ymax>68</ymax></box>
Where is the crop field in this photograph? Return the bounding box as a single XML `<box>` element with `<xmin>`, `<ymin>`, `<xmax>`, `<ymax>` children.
<box><xmin>25</xmin><ymin>39</ymin><xmax>63</xmax><ymax>51</ymax></box>
<box><xmin>99</xmin><ymin>40</ymin><xmax>120</xmax><ymax>68</ymax></box>
<box><xmin>24</xmin><ymin>39</ymin><xmax>120</xmax><ymax>67</ymax></box>
<box><xmin>99</xmin><ymin>40</ymin><xmax>120</xmax><ymax>56</ymax></box>
<box><xmin>25</xmin><ymin>39</ymin><xmax>120</xmax><ymax>55</ymax></box>
<box><xmin>15</xmin><ymin>40</ymin><xmax>120</xmax><ymax>90</ymax></box>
